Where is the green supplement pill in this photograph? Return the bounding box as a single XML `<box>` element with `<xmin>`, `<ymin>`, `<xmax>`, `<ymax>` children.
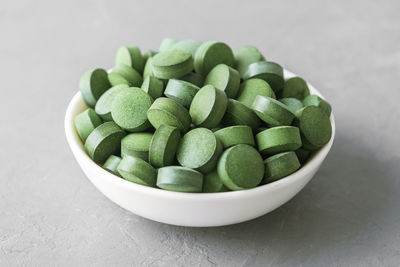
<box><xmin>222</xmin><ymin>99</ymin><xmax>260</xmax><ymax>131</ymax></box>
<box><xmin>263</xmin><ymin>151</ymin><xmax>300</xmax><ymax>183</ymax></box>
<box><xmin>203</xmin><ymin>170</ymin><xmax>228</xmax><ymax>193</ymax></box>
<box><xmin>121</xmin><ymin>132</ymin><xmax>153</xmax><ymax>161</ymax></box>
<box><xmin>204</xmin><ymin>64</ymin><xmax>240</xmax><ymax>98</ymax></box>
<box><xmin>85</xmin><ymin>122</ymin><xmax>126</xmax><ymax>164</ymax></box>
<box><xmin>141</xmin><ymin>76</ymin><xmax>164</xmax><ymax>99</ymax></box>
<box><xmin>103</xmin><ymin>155</ymin><xmax>122</xmax><ymax>177</ymax></box>
<box><xmin>157</xmin><ymin>166</ymin><xmax>203</xmax><ymax>193</ymax></box>
<box><xmin>117</xmin><ymin>156</ymin><xmax>157</xmax><ymax>187</ymax></box>
<box><xmin>176</xmin><ymin>128</ymin><xmax>223</xmax><ymax>173</ymax></box>
<box><xmin>194</xmin><ymin>41</ymin><xmax>234</xmax><ymax>75</ymax></box>
<box><xmin>251</xmin><ymin>95</ymin><xmax>295</xmax><ymax>126</ymax></box>
<box><xmin>111</xmin><ymin>88</ymin><xmax>153</xmax><ymax>132</ymax></box>
<box><xmin>164</xmin><ymin>79</ymin><xmax>200</xmax><ymax>108</ymax></box>
<box><xmin>256</xmin><ymin>126</ymin><xmax>302</xmax><ymax>155</ymax></box>
<box><xmin>279</xmin><ymin>97</ymin><xmax>304</xmax><ymax>113</ymax></box>
<box><xmin>143</xmin><ymin>57</ymin><xmax>154</xmax><ymax>79</ymax></box>
<box><xmin>79</xmin><ymin>68</ymin><xmax>111</xmax><ymax>107</ymax></box>
<box><xmin>180</xmin><ymin>72</ymin><xmax>204</xmax><ymax>87</ymax></box>
<box><xmin>170</xmin><ymin>39</ymin><xmax>202</xmax><ymax>57</ymax></box>
<box><xmin>214</xmin><ymin>125</ymin><xmax>255</xmax><ymax>148</ymax></box>
<box><xmin>295</xmin><ymin>148</ymin><xmax>311</xmax><ymax>164</ymax></box>
<box><xmin>237</xmin><ymin>78</ymin><xmax>276</xmax><ymax>108</ymax></box>
<box><xmin>244</xmin><ymin>61</ymin><xmax>284</xmax><ymax>93</ymax></box>
<box><xmin>302</xmin><ymin>95</ymin><xmax>332</xmax><ymax>116</ymax></box>
<box><xmin>95</xmin><ymin>84</ymin><xmax>129</xmax><ymax>121</ymax></box>
<box><xmin>282</xmin><ymin>77</ymin><xmax>310</xmax><ymax>100</ymax></box>
<box><xmin>143</xmin><ymin>50</ymin><xmax>157</xmax><ymax>62</ymax></box>
<box><xmin>159</xmin><ymin>38</ymin><xmax>179</xmax><ymax>51</ymax></box>
<box><xmin>295</xmin><ymin>106</ymin><xmax>332</xmax><ymax>150</ymax></box>
<box><xmin>108</xmin><ymin>64</ymin><xmax>143</xmax><ymax>87</ymax></box>
<box><xmin>149</xmin><ymin>125</ymin><xmax>181</xmax><ymax>168</ymax></box>
<box><xmin>217</xmin><ymin>144</ymin><xmax>264</xmax><ymax>191</ymax></box>
<box><xmin>151</xmin><ymin>50</ymin><xmax>194</xmax><ymax>79</ymax></box>
<box><xmin>189</xmin><ymin>85</ymin><xmax>228</xmax><ymax>129</ymax></box>
<box><xmin>74</xmin><ymin>108</ymin><xmax>103</xmax><ymax>142</ymax></box>
<box><xmin>234</xmin><ymin>45</ymin><xmax>265</xmax><ymax>77</ymax></box>
<box><xmin>115</xmin><ymin>46</ymin><xmax>144</xmax><ymax>74</ymax></box>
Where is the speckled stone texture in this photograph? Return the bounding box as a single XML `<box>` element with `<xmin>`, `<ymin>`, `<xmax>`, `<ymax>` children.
<box><xmin>1</xmin><ymin>0</ymin><xmax>400</xmax><ymax>266</ymax></box>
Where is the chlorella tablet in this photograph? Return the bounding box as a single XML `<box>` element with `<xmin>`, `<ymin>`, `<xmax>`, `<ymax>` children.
<box><xmin>214</xmin><ymin>125</ymin><xmax>255</xmax><ymax>148</ymax></box>
<box><xmin>121</xmin><ymin>133</ymin><xmax>153</xmax><ymax>161</ymax></box>
<box><xmin>164</xmin><ymin>79</ymin><xmax>200</xmax><ymax>108</ymax></box>
<box><xmin>115</xmin><ymin>46</ymin><xmax>144</xmax><ymax>74</ymax></box>
<box><xmin>108</xmin><ymin>64</ymin><xmax>142</xmax><ymax>87</ymax></box>
<box><xmin>194</xmin><ymin>41</ymin><xmax>234</xmax><ymax>75</ymax></box>
<box><xmin>79</xmin><ymin>68</ymin><xmax>110</xmax><ymax>107</ymax></box>
<box><xmin>157</xmin><ymin>166</ymin><xmax>203</xmax><ymax>193</ymax></box>
<box><xmin>117</xmin><ymin>156</ymin><xmax>157</xmax><ymax>187</ymax></box>
<box><xmin>237</xmin><ymin>78</ymin><xmax>276</xmax><ymax>108</ymax></box>
<box><xmin>244</xmin><ymin>61</ymin><xmax>284</xmax><ymax>93</ymax></box>
<box><xmin>141</xmin><ymin>76</ymin><xmax>164</xmax><ymax>99</ymax></box>
<box><xmin>74</xmin><ymin>108</ymin><xmax>103</xmax><ymax>142</ymax></box>
<box><xmin>151</xmin><ymin>50</ymin><xmax>194</xmax><ymax>79</ymax></box>
<box><xmin>279</xmin><ymin>97</ymin><xmax>304</xmax><ymax>113</ymax></box>
<box><xmin>95</xmin><ymin>84</ymin><xmax>129</xmax><ymax>121</ymax></box>
<box><xmin>282</xmin><ymin>77</ymin><xmax>310</xmax><ymax>100</ymax></box>
<box><xmin>295</xmin><ymin>148</ymin><xmax>311</xmax><ymax>164</ymax></box>
<box><xmin>302</xmin><ymin>95</ymin><xmax>332</xmax><ymax>116</ymax></box>
<box><xmin>203</xmin><ymin>170</ymin><xmax>228</xmax><ymax>193</ymax></box>
<box><xmin>103</xmin><ymin>155</ymin><xmax>122</xmax><ymax>177</ymax></box>
<box><xmin>149</xmin><ymin>125</ymin><xmax>181</xmax><ymax>168</ymax></box>
<box><xmin>223</xmin><ymin>99</ymin><xmax>260</xmax><ymax>131</ymax></box>
<box><xmin>256</xmin><ymin>126</ymin><xmax>302</xmax><ymax>155</ymax></box>
<box><xmin>180</xmin><ymin>72</ymin><xmax>204</xmax><ymax>87</ymax></box>
<box><xmin>263</xmin><ymin>151</ymin><xmax>300</xmax><ymax>183</ymax></box>
<box><xmin>159</xmin><ymin>38</ymin><xmax>179</xmax><ymax>51</ymax></box>
<box><xmin>251</xmin><ymin>95</ymin><xmax>295</xmax><ymax>126</ymax></box>
<box><xmin>234</xmin><ymin>45</ymin><xmax>265</xmax><ymax>77</ymax></box>
<box><xmin>170</xmin><ymin>39</ymin><xmax>202</xmax><ymax>57</ymax></box>
<box><xmin>204</xmin><ymin>64</ymin><xmax>240</xmax><ymax>98</ymax></box>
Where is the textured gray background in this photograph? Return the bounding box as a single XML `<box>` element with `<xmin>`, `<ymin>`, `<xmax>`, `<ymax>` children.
<box><xmin>1</xmin><ymin>0</ymin><xmax>399</xmax><ymax>266</ymax></box>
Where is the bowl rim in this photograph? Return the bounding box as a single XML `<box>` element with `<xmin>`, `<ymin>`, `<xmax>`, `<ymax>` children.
<box><xmin>64</xmin><ymin>69</ymin><xmax>336</xmax><ymax>200</ymax></box>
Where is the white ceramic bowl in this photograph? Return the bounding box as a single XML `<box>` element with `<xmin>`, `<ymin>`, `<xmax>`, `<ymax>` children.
<box><xmin>65</xmin><ymin>70</ymin><xmax>335</xmax><ymax>227</ymax></box>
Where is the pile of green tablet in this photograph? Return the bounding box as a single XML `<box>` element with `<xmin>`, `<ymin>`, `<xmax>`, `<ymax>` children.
<box><xmin>75</xmin><ymin>38</ymin><xmax>332</xmax><ymax>193</ymax></box>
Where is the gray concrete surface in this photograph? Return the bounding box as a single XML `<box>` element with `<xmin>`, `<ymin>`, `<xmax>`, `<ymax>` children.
<box><xmin>1</xmin><ymin>0</ymin><xmax>400</xmax><ymax>266</ymax></box>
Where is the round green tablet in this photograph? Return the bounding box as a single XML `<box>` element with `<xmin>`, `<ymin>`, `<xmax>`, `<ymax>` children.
<box><xmin>194</xmin><ymin>41</ymin><xmax>234</xmax><ymax>75</ymax></box>
<box><xmin>282</xmin><ymin>77</ymin><xmax>310</xmax><ymax>100</ymax></box>
<box><xmin>143</xmin><ymin>50</ymin><xmax>157</xmax><ymax>62</ymax></box>
<box><xmin>121</xmin><ymin>133</ymin><xmax>153</xmax><ymax>161</ymax></box>
<box><xmin>115</xmin><ymin>46</ymin><xmax>144</xmax><ymax>74</ymax></box>
<box><xmin>103</xmin><ymin>155</ymin><xmax>122</xmax><ymax>177</ymax></box>
<box><xmin>157</xmin><ymin>166</ymin><xmax>203</xmax><ymax>193</ymax></box>
<box><xmin>180</xmin><ymin>72</ymin><xmax>204</xmax><ymax>87</ymax></box>
<box><xmin>302</xmin><ymin>95</ymin><xmax>332</xmax><ymax>116</ymax></box>
<box><xmin>256</xmin><ymin>126</ymin><xmax>302</xmax><ymax>155</ymax></box>
<box><xmin>279</xmin><ymin>97</ymin><xmax>304</xmax><ymax>113</ymax></box>
<box><xmin>149</xmin><ymin>125</ymin><xmax>181</xmax><ymax>168</ymax></box>
<box><xmin>222</xmin><ymin>99</ymin><xmax>260</xmax><ymax>131</ymax></box>
<box><xmin>95</xmin><ymin>84</ymin><xmax>129</xmax><ymax>121</ymax></box>
<box><xmin>203</xmin><ymin>170</ymin><xmax>228</xmax><ymax>193</ymax></box>
<box><xmin>117</xmin><ymin>156</ymin><xmax>157</xmax><ymax>187</ymax></box>
<box><xmin>151</xmin><ymin>50</ymin><xmax>194</xmax><ymax>79</ymax></box>
<box><xmin>204</xmin><ymin>64</ymin><xmax>240</xmax><ymax>98</ymax></box>
<box><xmin>295</xmin><ymin>148</ymin><xmax>311</xmax><ymax>164</ymax></box>
<box><xmin>251</xmin><ymin>95</ymin><xmax>295</xmax><ymax>126</ymax></box>
<box><xmin>164</xmin><ymin>79</ymin><xmax>200</xmax><ymax>108</ymax></box>
<box><xmin>74</xmin><ymin>108</ymin><xmax>103</xmax><ymax>142</ymax></box>
<box><xmin>263</xmin><ymin>151</ymin><xmax>300</xmax><ymax>183</ymax></box>
<box><xmin>159</xmin><ymin>38</ymin><xmax>179</xmax><ymax>51</ymax></box>
<box><xmin>217</xmin><ymin>144</ymin><xmax>264</xmax><ymax>191</ymax></box>
<box><xmin>295</xmin><ymin>106</ymin><xmax>332</xmax><ymax>150</ymax></box>
<box><xmin>141</xmin><ymin>76</ymin><xmax>164</xmax><ymax>99</ymax></box>
<box><xmin>85</xmin><ymin>122</ymin><xmax>126</xmax><ymax>164</ymax></box>
<box><xmin>170</xmin><ymin>39</ymin><xmax>202</xmax><ymax>57</ymax></box>
<box><xmin>143</xmin><ymin>57</ymin><xmax>154</xmax><ymax>79</ymax></box>
<box><xmin>237</xmin><ymin>78</ymin><xmax>276</xmax><ymax>108</ymax></box>
<box><xmin>243</xmin><ymin>61</ymin><xmax>284</xmax><ymax>93</ymax></box>
<box><xmin>79</xmin><ymin>68</ymin><xmax>111</xmax><ymax>107</ymax></box>
<box><xmin>234</xmin><ymin>45</ymin><xmax>265</xmax><ymax>77</ymax></box>
<box><xmin>214</xmin><ymin>125</ymin><xmax>255</xmax><ymax>148</ymax></box>
<box><xmin>111</xmin><ymin>88</ymin><xmax>153</xmax><ymax>132</ymax></box>
<box><xmin>108</xmin><ymin>64</ymin><xmax>143</xmax><ymax>87</ymax></box>
<box><xmin>147</xmin><ymin>97</ymin><xmax>191</xmax><ymax>133</ymax></box>
<box><xmin>176</xmin><ymin>128</ymin><xmax>223</xmax><ymax>173</ymax></box>
<box><xmin>189</xmin><ymin>85</ymin><xmax>228</xmax><ymax>129</ymax></box>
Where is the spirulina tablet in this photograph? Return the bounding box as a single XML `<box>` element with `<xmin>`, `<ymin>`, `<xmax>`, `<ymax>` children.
<box><xmin>189</xmin><ymin>85</ymin><xmax>228</xmax><ymax>129</ymax></box>
<box><xmin>234</xmin><ymin>45</ymin><xmax>265</xmax><ymax>77</ymax></box>
<box><xmin>143</xmin><ymin>57</ymin><xmax>154</xmax><ymax>79</ymax></box>
<box><xmin>157</xmin><ymin>166</ymin><xmax>203</xmax><ymax>193</ymax></box>
<box><xmin>204</xmin><ymin>64</ymin><xmax>240</xmax><ymax>98</ymax></box>
<box><xmin>74</xmin><ymin>108</ymin><xmax>103</xmax><ymax>142</ymax></box>
<box><xmin>237</xmin><ymin>78</ymin><xmax>276</xmax><ymax>108</ymax></box>
<box><xmin>111</xmin><ymin>88</ymin><xmax>153</xmax><ymax>132</ymax></box>
<box><xmin>217</xmin><ymin>144</ymin><xmax>264</xmax><ymax>190</ymax></box>
<box><xmin>95</xmin><ymin>84</ymin><xmax>129</xmax><ymax>121</ymax></box>
<box><xmin>176</xmin><ymin>128</ymin><xmax>222</xmax><ymax>173</ymax></box>
<box><xmin>151</xmin><ymin>50</ymin><xmax>194</xmax><ymax>79</ymax></box>
<box><xmin>203</xmin><ymin>170</ymin><xmax>228</xmax><ymax>193</ymax></box>
<box><xmin>295</xmin><ymin>148</ymin><xmax>311</xmax><ymax>164</ymax></box>
<box><xmin>170</xmin><ymin>39</ymin><xmax>202</xmax><ymax>57</ymax></box>
<box><xmin>159</xmin><ymin>38</ymin><xmax>179</xmax><ymax>51</ymax></box>
<box><xmin>85</xmin><ymin>122</ymin><xmax>126</xmax><ymax>164</ymax></box>
<box><xmin>164</xmin><ymin>79</ymin><xmax>200</xmax><ymax>108</ymax></box>
<box><xmin>121</xmin><ymin>133</ymin><xmax>153</xmax><ymax>161</ymax></box>
<box><xmin>117</xmin><ymin>156</ymin><xmax>157</xmax><ymax>187</ymax></box>
<box><xmin>214</xmin><ymin>125</ymin><xmax>255</xmax><ymax>148</ymax></box>
<box><xmin>108</xmin><ymin>64</ymin><xmax>143</xmax><ymax>87</ymax></box>
<box><xmin>180</xmin><ymin>72</ymin><xmax>204</xmax><ymax>87</ymax></box>
<box><xmin>147</xmin><ymin>97</ymin><xmax>191</xmax><ymax>132</ymax></box>
<box><xmin>103</xmin><ymin>155</ymin><xmax>122</xmax><ymax>177</ymax></box>
<box><xmin>115</xmin><ymin>46</ymin><xmax>144</xmax><ymax>74</ymax></box>
<box><xmin>79</xmin><ymin>68</ymin><xmax>110</xmax><ymax>107</ymax></box>
<box><xmin>222</xmin><ymin>99</ymin><xmax>260</xmax><ymax>131</ymax></box>
<box><xmin>279</xmin><ymin>97</ymin><xmax>304</xmax><ymax>113</ymax></box>
<box><xmin>141</xmin><ymin>76</ymin><xmax>164</xmax><ymax>99</ymax></box>
<box><xmin>256</xmin><ymin>126</ymin><xmax>302</xmax><ymax>155</ymax></box>
<box><xmin>194</xmin><ymin>41</ymin><xmax>234</xmax><ymax>75</ymax></box>
<box><xmin>244</xmin><ymin>61</ymin><xmax>284</xmax><ymax>93</ymax></box>
<box><xmin>282</xmin><ymin>77</ymin><xmax>310</xmax><ymax>100</ymax></box>
<box><xmin>263</xmin><ymin>151</ymin><xmax>300</xmax><ymax>183</ymax></box>
<box><xmin>251</xmin><ymin>95</ymin><xmax>295</xmax><ymax>126</ymax></box>
<box><xmin>143</xmin><ymin>50</ymin><xmax>157</xmax><ymax>62</ymax></box>
<box><xmin>302</xmin><ymin>95</ymin><xmax>332</xmax><ymax>116</ymax></box>
<box><xmin>149</xmin><ymin>125</ymin><xmax>181</xmax><ymax>168</ymax></box>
